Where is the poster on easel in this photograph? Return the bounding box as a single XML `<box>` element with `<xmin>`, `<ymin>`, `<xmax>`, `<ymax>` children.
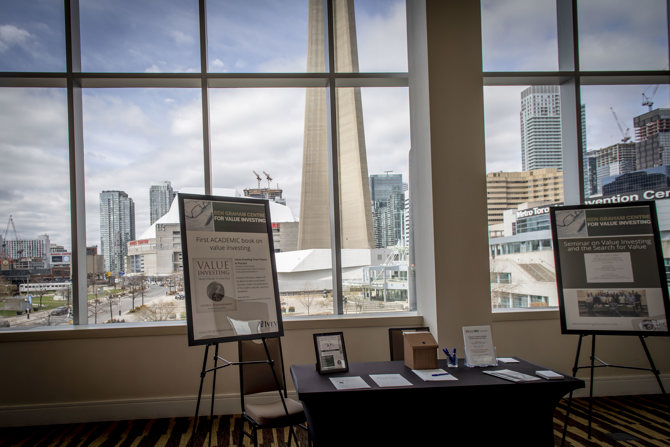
<box><xmin>550</xmin><ymin>201</ymin><xmax>670</xmax><ymax>336</ymax></box>
<box><xmin>179</xmin><ymin>193</ymin><xmax>283</xmax><ymax>345</ymax></box>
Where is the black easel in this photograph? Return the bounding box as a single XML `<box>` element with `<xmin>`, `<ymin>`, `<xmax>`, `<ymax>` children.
<box><xmin>190</xmin><ymin>338</ymin><xmax>277</xmax><ymax>447</ymax></box>
<box><xmin>560</xmin><ymin>334</ymin><xmax>668</xmax><ymax>446</ymax></box>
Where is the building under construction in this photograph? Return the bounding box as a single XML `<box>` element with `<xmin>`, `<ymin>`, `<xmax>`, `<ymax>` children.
<box><xmin>243</xmin><ymin>171</ymin><xmax>287</xmax><ymax>205</ymax></box>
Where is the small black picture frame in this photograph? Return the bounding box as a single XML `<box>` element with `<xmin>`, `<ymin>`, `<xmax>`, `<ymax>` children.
<box><xmin>313</xmin><ymin>332</ymin><xmax>349</xmax><ymax>374</ymax></box>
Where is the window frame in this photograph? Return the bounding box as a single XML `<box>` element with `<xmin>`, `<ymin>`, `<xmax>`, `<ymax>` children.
<box><xmin>0</xmin><ymin>0</ymin><xmax>410</xmax><ymax>330</ymax></box>
<box><xmin>483</xmin><ymin>0</ymin><xmax>670</xmax><ymax>314</ymax></box>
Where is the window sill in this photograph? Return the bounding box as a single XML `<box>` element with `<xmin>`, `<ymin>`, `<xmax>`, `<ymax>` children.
<box><xmin>492</xmin><ymin>308</ymin><xmax>560</xmax><ymax>322</ymax></box>
<box><xmin>0</xmin><ymin>312</ymin><xmax>423</xmax><ymax>343</ymax></box>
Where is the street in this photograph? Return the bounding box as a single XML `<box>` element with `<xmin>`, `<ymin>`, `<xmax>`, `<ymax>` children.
<box><xmin>4</xmin><ymin>284</ymin><xmax>182</xmax><ymax>328</ymax></box>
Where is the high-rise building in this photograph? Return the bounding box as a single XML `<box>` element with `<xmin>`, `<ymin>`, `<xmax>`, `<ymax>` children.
<box><xmin>370</xmin><ymin>173</ymin><xmax>406</xmax><ymax>248</ymax></box>
<box><xmin>634</xmin><ymin>108</ymin><xmax>670</xmax><ymax>170</ymax></box>
<box><xmin>0</xmin><ymin>234</ymin><xmax>51</xmax><ymax>270</ymax></box>
<box><xmin>602</xmin><ymin>166</ymin><xmax>670</xmax><ymax>197</ymax></box>
<box><xmin>149</xmin><ymin>181</ymin><xmax>176</xmax><ymax>225</ymax></box>
<box><xmin>520</xmin><ymin>86</ymin><xmax>563</xmax><ymax>171</ymax></box>
<box><xmin>100</xmin><ymin>190</ymin><xmax>135</xmax><ymax>275</ymax></box>
<box><xmin>486</xmin><ymin>169</ymin><xmax>564</xmax><ymax>226</ymax></box>
<box><xmin>298</xmin><ymin>0</ymin><xmax>374</xmax><ymax>250</ymax></box>
<box><xmin>585</xmin><ymin>142</ymin><xmax>636</xmax><ymax>196</ymax></box>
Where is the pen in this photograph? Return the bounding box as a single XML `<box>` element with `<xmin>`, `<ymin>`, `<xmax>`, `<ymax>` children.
<box><xmin>443</xmin><ymin>348</ymin><xmax>454</xmax><ymax>363</ymax></box>
<box><xmin>432</xmin><ymin>372</ymin><xmax>450</xmax><ymax>376</ymax></box>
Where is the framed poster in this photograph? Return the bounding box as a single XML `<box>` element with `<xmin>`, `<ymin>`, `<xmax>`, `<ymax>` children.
<box><xmin>179</xmin><ymin>193</ymin><xmax>283</xmax><ymax>345</ymax></box>
<box><xmin>313</xmin><ymin>332</ymin><xmax>349</xmax><ymax>374</ymax></box>
<box><xmin>550</xmin><ymin>201</ymin><xmax>670</xmax><ymax>336</ymax></box>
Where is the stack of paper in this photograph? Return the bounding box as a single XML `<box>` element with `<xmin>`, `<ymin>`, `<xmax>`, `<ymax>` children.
<box><xmin>535</xmin><ymin>370</ymin><xmax>564</xmax><ymax>380</ymax></box>
<box><xmin>482</xmin><ymin>369</ymin><xmax>541</xmax><ymax>382</ymax></box>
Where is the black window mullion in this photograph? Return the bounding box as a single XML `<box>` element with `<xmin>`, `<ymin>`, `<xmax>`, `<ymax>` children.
<box><xmin>65</xmin><ymin>0</ymin><xmax>87</xmax><ymax>325</ymax></box>
<box><xmin>200</xmin><ymin>0</ymin><xmax>212</xmax><ymax>195</ymax></box>
<box><xmin>324</xmin><ymin>0</ymin><xmax>344</xmax><ymax>315</ymax></box>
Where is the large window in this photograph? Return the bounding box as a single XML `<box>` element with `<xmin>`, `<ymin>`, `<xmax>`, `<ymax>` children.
<box><xmin>483</xmin><ymin>0</ymin><xmax>670</xmax><ymax>312</ymax></box>
<box><xmin>0</xmin><ymin>0</ymin><xmax>410</xmax><ymax>329</ymax></box>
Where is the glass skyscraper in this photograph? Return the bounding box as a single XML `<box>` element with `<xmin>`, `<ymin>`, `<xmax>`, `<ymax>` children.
<box><xmin>520</xmin><ymin>85</ymin><xmax>563</xmax><ymax>171</ymax></box>
<box><xmin>370</xmin><ymin>173</ymin><xmax>405</xmax><ymax>248</ymax></box>
<box><xmin>99</xmin><ymin>191</ymin><xmax>135</xmax><ymax>275</ymax></box>
<box><xmin>149</xmin><ymin>181</ymin><xmax>176</xmax><ymax>225</ymax></box>
<box><xmin>634</xmin><ymin>108</ymin><xmax>670</xmax><ymax>170</ymax></box>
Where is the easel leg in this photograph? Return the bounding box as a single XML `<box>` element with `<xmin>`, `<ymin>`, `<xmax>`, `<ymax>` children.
<box><xmin>588</xmin><ymin>335</ymin><xmax>596</xmax><ymax>439</ymax></box>
<box><xmin>639</xmin><ymin>335</ymin><xmax>670</xmax><ymax>410</ymax></box>
<box><xmin>561</xmin><ymin>334</ymin><xmax>583</xmax><ymax>447</ymax></box>
<box><xmin>639</xmin><ymin>336</ymin><xmax>667</xmax><ymax>394</ymax></box>
<box><xmin>208</xmin><ymin>343</ymin><xmax>219</xmax><ymax>447</ymax></box>
<box><xmin>192</xmin><ymin>343</ymin><xmax>211</xmax><ymax>447</ymax></box>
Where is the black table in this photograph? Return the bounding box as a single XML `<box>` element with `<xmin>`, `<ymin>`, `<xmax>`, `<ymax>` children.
<box><xmin>290</xmin><ymin>358</ymin><xmax>584</xmax><ymax>446</ymax></box>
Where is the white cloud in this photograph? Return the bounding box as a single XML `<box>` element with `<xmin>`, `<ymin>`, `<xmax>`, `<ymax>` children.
<box><xmin>361</xmin><ymin>88</ymin><xmax>410</xmax><ymax>179</ymax></box>
<box><xmin>0</xmin><ymin>24</ymin><xmax>32</xmax><ymax>53</ymax></box>
<box><xmin>0</xmin><ymin>88</ymin><xmax>70</xmax><ymax>245</ymax></box>
<box><xmin>484</xmin><ymin>86</ymin><xmax>524</xmax><ymax>173</ymax></box>
<box><xmin>171</xmin><ymin>30</ymin><xmax>193</xmax><ymax>45</ymax></box>
<box><xmin>356</xmin><ymin>1</ymin><xmax>408</xmax><ymax>72</ymax></box>
<box><xmin>481</xmin><ymin>0</ymin><xmax>559</xmax><ymax>71</ymax></box>
<box><xmin>211</xmin><ymin>58</ymin><xmax>226</xmax><ymax>71</ymax></box>
<box><xmin>144</xmin><ymin>64</ymin><xmax>163</xmax><ymax>73</ymax></box>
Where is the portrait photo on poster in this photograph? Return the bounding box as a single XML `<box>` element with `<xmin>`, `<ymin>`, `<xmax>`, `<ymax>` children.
<box><xmin>550</xmin><ymin>201</ymin><xmax>670</xmax><ymax>336</ymax></box>
<box><xmin>179</xmin><ymin>193</ymin><xmax>284</xmax><ymax>345</ymax></box>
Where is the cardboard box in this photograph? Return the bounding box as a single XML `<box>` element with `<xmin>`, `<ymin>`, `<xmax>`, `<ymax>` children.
<box><xmin>403</xmin><ymin>331</ymin><xmax>438</xmax><ymax>369</ymax></box>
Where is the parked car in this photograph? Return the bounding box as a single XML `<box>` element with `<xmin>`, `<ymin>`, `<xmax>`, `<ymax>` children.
<box><xmin>50</xmin><ymin>306</ymin><xmax>70</xmax><ymax>316</ymax></box>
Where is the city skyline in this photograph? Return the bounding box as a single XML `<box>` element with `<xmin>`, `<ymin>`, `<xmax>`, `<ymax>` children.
<box><xmin>0</xmin><ymin>1</ymin><xmax>409</xmax><ymax>252</ymax></box>
<box><xmin>1</xmin><ymin>0</ymin><xmax>668</xmax><ymax>252</ymax></box>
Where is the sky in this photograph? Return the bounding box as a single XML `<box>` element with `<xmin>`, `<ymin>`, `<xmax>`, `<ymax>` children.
<box><xmin>0</xmin><ymin>0</ymin><xmax>409</xmax><ymax>250</ymax></box>
<box><xmin>0</xmin><ymin>0</ymin><xmax>668</xmax><ymax>252</ymax></box>
<box><xmin>482</xmin><ymin>0</ymin><xmax>670</xmax><ymax>173</ymax></box>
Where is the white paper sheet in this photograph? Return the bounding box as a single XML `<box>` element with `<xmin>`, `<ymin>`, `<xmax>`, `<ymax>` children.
<box><xmin>412</xmin><ymin>369</ymin><xmax>458</xmax><ymax>381</ymax></box>
<box><xmin>369</xmin><ymin>374</ymin><xmax>413</xmax><ymax>387</ymax></box>
<box><xmin>329</xmin><ymin>376</ymin><xmax>371</xmax><ymax>390</ymax></box>
<box><xmin>497</xmin><ymin>357</ymin><xmax>520</xmax><ymax>363</ymax></box>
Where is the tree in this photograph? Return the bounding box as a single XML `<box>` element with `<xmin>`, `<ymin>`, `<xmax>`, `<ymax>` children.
<box><xmin>0</xmin><ymin>276</ymin><xmax>16</xmax><ymax>297</ymax></box>
<box><xmin>33</xmin><ymin>286</ymin><xmax>49</xmax><ymax>310</ymax></box>
<box><xmin>137</xmin><ymin>301</ymin><xmax>178</xmax><ymax>321</ymax></box>
<box><xmin>297</xmin><ymin>292</ymin><xmax>319</xmax><ymax>315</ymax></box>
<box><xmin>105</xmin><ymin>293</ymin><xmax>121</xmax><ymax>322</ymax></box>
<box><xmin>127</xmin><ymin>275</ymin><xmax>146</xmax><ymax>309</ymax></box>
<box><xmin>88</xmin><ymin>297</ymin><xmax>103</xmax><ymax>324</ymax></box>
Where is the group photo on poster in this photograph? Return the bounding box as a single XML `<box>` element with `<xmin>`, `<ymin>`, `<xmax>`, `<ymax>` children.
<box><xmin>551</xmin><ymin>202</ymin><xmax>670</xmax><ymax>335</ymax></box>
<box><xmin>180</xmin><ymin>194</ymin><xmax>283</xmax><ymax>345</ymax></box>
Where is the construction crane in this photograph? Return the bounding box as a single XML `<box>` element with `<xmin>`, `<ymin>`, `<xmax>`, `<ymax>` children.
<box><xmin>610</xmin><ymin>107</ymin><xmax>631</xmax><ymax>143</ymax></box>
<box><xmin>642</xmin><ymin>85</ymin><xmax>659</xmax><ymax>112</ymax></box>
<box><xmin>252</xmin><ymin>170</ymin><xmax>262</xmax><ymax>188</ymax></box>
<box><xmin>1</xmin><ymin>215</ymin><xmax>22</xmax><ymax>264</ymax></box>
<box><xmin>262</xmin><ymin>171</ymin><xmax>273</xmax><ymax>188</ymax></box>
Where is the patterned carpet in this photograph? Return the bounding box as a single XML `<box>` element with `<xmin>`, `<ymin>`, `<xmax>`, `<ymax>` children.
<box><xmin>554</xmin><ymin>394</ymin><xmax>670</xmax><ymax>446</ymax></box>
<box><xmin>1</xmin><ymin>395</ymin><xmax>668</xmax><ymax>446</ymax></box>
<box><xmin>0</xmin><ymin>415</ymin><xmax>309</xmax><ymax>447</ymax></box>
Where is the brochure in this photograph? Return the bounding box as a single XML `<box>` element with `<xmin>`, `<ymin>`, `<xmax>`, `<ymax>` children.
<box><xmin>462</xmin><ymin>325</ymin><xmax>498</xmax><ymax>367</ymax></box>
<box><xmin>483</xmin><ymin>369</ymin><xmax>541</xmax><ymax>382</ymax></box>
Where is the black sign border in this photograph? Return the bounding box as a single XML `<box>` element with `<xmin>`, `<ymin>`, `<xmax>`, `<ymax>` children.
<box><xmin>550</xmin><ymin>201</ymin><xmax>670</xmax><ymax>336</ymax></box>
<box><xmin>179</xmin><ymin>193</ymin><xmax>284</xmax><ymax>346</ymax></box>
